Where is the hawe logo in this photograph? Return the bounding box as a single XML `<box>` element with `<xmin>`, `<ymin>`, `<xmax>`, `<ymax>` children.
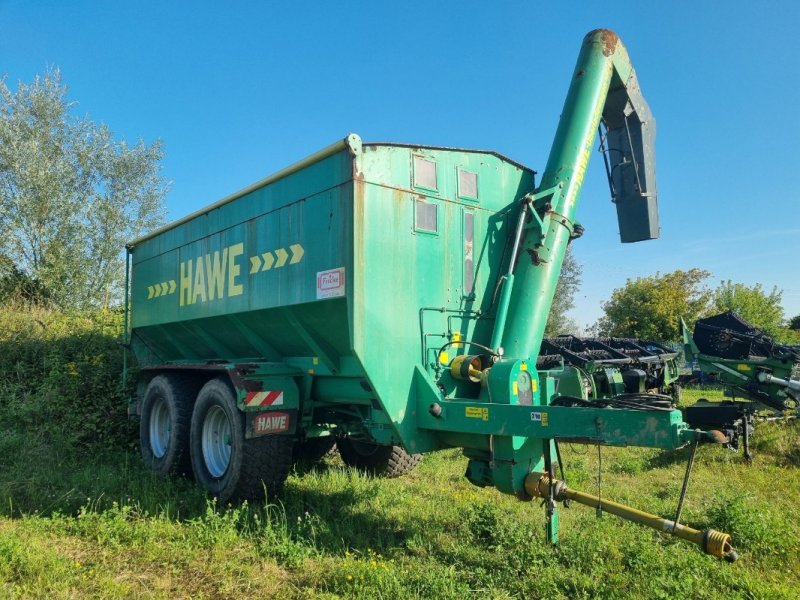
<box><xmin>254</xmin><ymin>412</ymin><xmax>290</xmax><ymax>435</ymax></box>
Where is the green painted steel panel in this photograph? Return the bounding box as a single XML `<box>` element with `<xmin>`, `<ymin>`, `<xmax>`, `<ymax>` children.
<box><xmin>352</xmin><ymin>144</ymin><xmax>534</xmax><ymax>451</ymax></box>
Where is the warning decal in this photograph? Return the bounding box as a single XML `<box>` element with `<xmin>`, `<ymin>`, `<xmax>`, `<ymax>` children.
<box><xmin>244</xmin><ymin>390</ymin><xmax>284</xmax><ymax>407</ymax></box>
<box><xmin>465</xmin><ymin>406</ymin><xmax>489</xmax><ymax>421</ymax></box>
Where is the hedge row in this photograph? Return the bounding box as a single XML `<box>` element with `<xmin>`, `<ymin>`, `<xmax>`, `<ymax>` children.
<box><xmin>0</xmin><ymin>306</ymin><xmax>134</xmax><ymax>449</ymax></box>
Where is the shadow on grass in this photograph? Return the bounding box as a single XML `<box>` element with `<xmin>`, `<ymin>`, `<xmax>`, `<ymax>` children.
<box><xmin>282</xmin><ymin>479</ymin><xmax>415</xmax><ymax>553</ymax></box>
<box><xmin>290</xmin><ymin>457</ymin><xmax>335</xmax><ymax>478</ymax></box>
<box><xmin>0</xmin><ymin>431</ymin><xmax>209</xmax><ymax>520</ymax></box>
<box><xmin>644</xmin><ymin>445</ymin><xmax>693</xmax><ymax>470</ymax></box>
<box><xmin>0</xmin><ymin>429</ymin><xmax>421</xmax><ymax>556</ymax></box>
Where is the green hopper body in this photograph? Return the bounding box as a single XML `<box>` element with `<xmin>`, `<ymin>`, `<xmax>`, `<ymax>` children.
<box><xmin>128</xmin><ymin>134</ymin><xmax>535</xmax><ymax>453</ymax></box>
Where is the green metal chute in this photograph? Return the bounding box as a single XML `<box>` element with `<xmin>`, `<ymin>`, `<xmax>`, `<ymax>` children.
<box><xmin>500</xmin><ymin>29</ymin><xmax>658</xmax><ymax>363</ymax></box>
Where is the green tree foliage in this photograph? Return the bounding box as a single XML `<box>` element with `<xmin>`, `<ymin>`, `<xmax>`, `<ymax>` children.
<box><xmin>712</xmin><ymin>280</ymin><xmax>785</xmax><ymax>337</ymax></box>
<box><xmin>0</xmin><ymin>70</ymin><xmax>167</xmax><ymax>308</ymax></box>
<box><xmin>596</xmin><ymin>269</ymin><xmax>711</xmax><ymax>341</ymax></box>
<box><xmin>789</xmin><ymin>315</ymin><xmax>800</xmax><ymax>330</ymax></box>
<box><xmin>0</xmin><ymin>305</ymin><xmax>132</xmax><ymax>448</ymax></box>
<box><xmin>0</xmin><ymin>264</ymin><xmax>51</xmax><ymax>306</ymax></box>
<box><xmin>545</xmin><ymin>246</ymin><xmax>582</xmax><ymax>335</ymax></box>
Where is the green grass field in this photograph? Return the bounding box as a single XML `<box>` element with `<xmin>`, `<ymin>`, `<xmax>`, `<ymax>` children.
<box><xmin>2</xmin><ymin>385</ymin><xmax>799</xmax><ymax>599</ymax></box>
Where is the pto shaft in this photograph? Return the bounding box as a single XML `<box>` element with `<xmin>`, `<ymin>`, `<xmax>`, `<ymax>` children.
<box><xmin>524</xmin><ymin>473</ymin><xmax>738</xmax><ymax>561</ymax></box>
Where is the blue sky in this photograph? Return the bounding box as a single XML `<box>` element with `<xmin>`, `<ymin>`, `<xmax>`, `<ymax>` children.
<box><xmin>2</xmin><ymin>1</ymin><xmax>798</xmax><ymax>328</ymax></box>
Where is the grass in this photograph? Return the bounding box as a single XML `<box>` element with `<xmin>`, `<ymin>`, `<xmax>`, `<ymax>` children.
<box><xmin>1</xmin><ymin>392</ymin><xmax>799</xmax><ymax>599</ymax></box>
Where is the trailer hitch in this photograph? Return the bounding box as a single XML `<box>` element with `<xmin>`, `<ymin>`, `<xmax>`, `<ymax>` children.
<box><xmin>679</xmin><ymin>427</ymin><xmax>729</xmax><ymax>445</ymax></box>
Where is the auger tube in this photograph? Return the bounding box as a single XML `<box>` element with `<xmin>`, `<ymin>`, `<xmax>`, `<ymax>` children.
<box><xmin>500</xmin><ymin>29</ymin><xmax>657</xmax><ymax>362</ymax></box>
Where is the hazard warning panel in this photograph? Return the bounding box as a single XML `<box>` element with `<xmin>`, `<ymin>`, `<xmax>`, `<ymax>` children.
<box><xmin>244</xmin><ymin>390</ymin><xmax>284</xmax><ymax>407</ymax></box>
<box><xmin>316</xmin><ymin>267</ymin><xmax>345</xmax><ymax>299</ymax></box>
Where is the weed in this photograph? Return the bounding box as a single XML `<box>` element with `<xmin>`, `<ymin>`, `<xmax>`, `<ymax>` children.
<box><xmin>704</xmin><ymin>492</ymin><xmax>797</xmax><ymax>559</ymax></box>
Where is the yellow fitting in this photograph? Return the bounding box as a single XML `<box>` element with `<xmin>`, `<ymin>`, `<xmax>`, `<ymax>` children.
<box><xmin>450</xmin><ymin>355</ymin><xmax>487</xmax><ymax>383</ymax></box>
<box><xmin>702</xmin><ymin>529</ymin><xmax>736</xmax><ymax>561</ymax></box>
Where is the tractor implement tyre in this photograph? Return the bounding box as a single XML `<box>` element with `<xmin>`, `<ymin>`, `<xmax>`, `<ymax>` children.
<box><xmin>139</xmin><ymin>374</ymin><xmax>196</xmax><ymax>476</ymax></box>
<box><xmin>337</xmin><ymin>438</ymin><xmax>422</xmax><ymax>478</ymax></box>
<box><xmin>672</xmin><ymin>383</ymin><xmax>683</xmax><ymax>404</ymax></box>
<box><xmin>292</xmin><ymin>436</ymin><xmax>337</xmax><ymax>466</ymax></box>
<box><xmin>189</xmin><ymin>378</ymin><xmax>292</xmax><ymax>503</ymax></box>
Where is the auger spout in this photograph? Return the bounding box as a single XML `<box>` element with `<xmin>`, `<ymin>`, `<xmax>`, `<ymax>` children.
<box><xmin>498</xmin><ymin>29</ymin><xmax>658</xmax><ymax>362</ymax></box>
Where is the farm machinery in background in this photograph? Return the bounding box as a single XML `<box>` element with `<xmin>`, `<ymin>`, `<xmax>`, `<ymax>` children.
<box><xmin>682</xmin><ymin>311</ymin><xmax>800</xmax><ymax>462</ymax></box>
<box><xmin>536</xmin><ymin>335</ymin><xmax>680</xmax><ymax>403</ymax></box>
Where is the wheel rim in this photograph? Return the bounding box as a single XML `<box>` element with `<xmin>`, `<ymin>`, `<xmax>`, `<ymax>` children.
<box><xmin>202</xmin><ymin>405</ymin><xmax>232</xmax><ymax>478</ymax></box>
<box><xmin>149</xmin><ymin>396</ymin><xmax>171</xmax><ymax>459</ymax></box>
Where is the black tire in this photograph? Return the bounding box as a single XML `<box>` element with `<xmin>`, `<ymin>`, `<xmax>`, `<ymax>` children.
<box><xmin>292</xmin><ymin>435</ymin><xmax>336</xmax><ymax>465</ymax></box>
<box><xmin>337</xmin><ymin>437</ymin><xmax>422</xmax><ymax>478</ymax></box>
<box><xmin>189</xmin><ymin>378</ymin><xmax>292</xmax><ymax>503</ymax></box>
<box><xmin>672</xmin><ymin>383</ymin><xmax>683</xmax><ymax>404</ymax></box>
<box><xmin>139</xmin><ymin>374</ymin><xmax>195</xmax><ymax>476</ymax></box>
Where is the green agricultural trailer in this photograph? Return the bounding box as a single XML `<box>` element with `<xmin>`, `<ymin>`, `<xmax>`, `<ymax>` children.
<box><xmin>125</xmin><ymin>30</ymin><xmax>736</xmax><ymax>560</ymax></box>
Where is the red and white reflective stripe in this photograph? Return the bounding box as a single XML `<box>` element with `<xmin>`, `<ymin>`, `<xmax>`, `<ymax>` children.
<box><xmin>244</xmin><ymin>390</ymin><xmax>284</xmax><ymax>407</ymax></box>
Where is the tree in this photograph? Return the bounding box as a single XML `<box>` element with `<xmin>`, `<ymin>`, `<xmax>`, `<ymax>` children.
<box><xmin>0</xmin><ymin>70</ymin><xmax>167</xmax><ymax>309</ymax></box>
<box><xmin>596</xmin><ymin>268</ymin><xmax>711</xmax><ymax>341</ymax></box>
<box><xmin>711</xmin><ymin>281</ymin><xmax>785</xmax><ymax>337</ymax></box>
<box><xmin>545</xmin><ymin>246</ymin><xmax>582</xmax><ymax>335</ymax></box>
<box><xmin>788</xmin><ymin>314</ymin><xmax>800</xmax><ymax>330</ymax></box>
<box><xmin>0</xmin><ymin>260</ymin><xmax>50</xmax><ymax>306</ymax></box>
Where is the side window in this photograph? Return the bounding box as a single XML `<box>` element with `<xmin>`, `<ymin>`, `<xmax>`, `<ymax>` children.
<box><xmin>464</xmin><ymin>210</ymin><xmax>474</xmax><ymax>294</ymax></box>
<box><xmin>458</xmin><ymin>169</ymin><xmax>478</xmax><ymax>201</ymax></box>
<box><xmin>415</xmin><ymin>198</ymin><xmax>438</xmax><ymax>234</ymax></box>
<box><xmin>413</xmin><ymin>156</ymin><xmax>437</xmax><ymax>192</ymax></box>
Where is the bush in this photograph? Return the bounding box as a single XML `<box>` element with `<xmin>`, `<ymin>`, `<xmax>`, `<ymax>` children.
<box><xmin>0</xmin><ymin>305</ymin><xmax>133</xmax><ymax>449</ymax></box>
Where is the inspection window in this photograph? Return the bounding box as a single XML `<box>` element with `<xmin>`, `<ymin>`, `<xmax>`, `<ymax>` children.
<box><xmin>413</xmin><ymin>156</ymin><xmax>438</xmax><ymax>192</ymax></box>
<box><xmin>464</xmin><ymin>210</ymin><xmax>475</xmax><ymax>294</ymax></box>
<box><xmin>458</xmin><ymin>168</ymin><xmax>478</xmax><ymax>202</ymax></box>
<box><xmin>414</xmin><ymin>198</ymin><xmax>438</xmax><ymax>234</ymax></box>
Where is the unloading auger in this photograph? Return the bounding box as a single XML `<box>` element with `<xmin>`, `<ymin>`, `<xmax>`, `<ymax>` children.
<box><xmin>414</xmin><ymin>29</ymin><xmax>736</xmax><ymax>560</ymax></box>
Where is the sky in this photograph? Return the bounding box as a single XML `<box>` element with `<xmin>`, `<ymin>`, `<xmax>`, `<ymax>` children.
<box><xmin>1</xmin><ymin>1</ymin><xmax>798</xmax><ymax>329</ymax></box>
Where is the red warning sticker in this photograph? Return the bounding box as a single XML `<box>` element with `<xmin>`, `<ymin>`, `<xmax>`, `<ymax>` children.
<box><xmin>244</xmin><ymin>390</ymin><xmax>284</xmax><ymax>407</ymax></box>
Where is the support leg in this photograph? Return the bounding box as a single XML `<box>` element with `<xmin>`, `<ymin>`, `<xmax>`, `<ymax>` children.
<box><xmin>742</xmin><ymin>413</ymin><xmax>753</xmax><ymax>465</ymax></box>
<box><xmin>543</xmin><ymin>439</ymin><xmax>559</xmax><ymax>545</ymax></box>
